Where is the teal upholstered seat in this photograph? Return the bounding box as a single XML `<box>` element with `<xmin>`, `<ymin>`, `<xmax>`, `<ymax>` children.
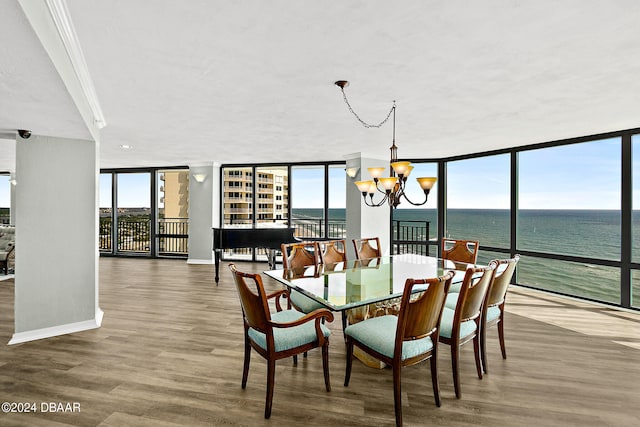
<box><xmin>289</xmin><ymin>289</ymin><xmax>326</xmax><ymax>314</ymax></box>
<box><xmin>486</xmin><ymin>305</ymin><xmax>501</xmax><ymax>323</ymax></box>
<box><xmin>444</xmin><ymin>292</ymin><xmax>459</xmax><ymax>310</ymax></box>
<box><xmin>448</xmin><ymin>281</ymin><xmax>461</xmax><ymax>293</ymax></box>
<box><xmin>344</xmin><ymin>315</ymin><xmax>434</xmax><ymax>361</ymax></box>
<box><xmin>439</xmin><ymin>307</ymin><xmax>477</xmax><ymax>339</ymax></box>
<box><xmin>248</xmin><ymin>309</ymin><xmax>331</xmax><ymax>352</ymax></box>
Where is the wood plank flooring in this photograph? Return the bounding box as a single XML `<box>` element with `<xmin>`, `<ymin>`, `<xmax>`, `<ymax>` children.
<box><xmin>0</xmin><ymin>258</ymin><xmax>638</xmax><ymax>426</ymax></box>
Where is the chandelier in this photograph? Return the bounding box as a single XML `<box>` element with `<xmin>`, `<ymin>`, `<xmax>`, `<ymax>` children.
<box><xmin>335</xmin><ymin>80</ymin><xmax>437</xmax><ymax>208</ymax></box>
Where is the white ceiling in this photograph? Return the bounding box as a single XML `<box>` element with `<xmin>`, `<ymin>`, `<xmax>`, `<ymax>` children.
<box><xmin>2</xmin><ymin>0</ymin><xmax>640</xmax><ymax>171</ymax></box>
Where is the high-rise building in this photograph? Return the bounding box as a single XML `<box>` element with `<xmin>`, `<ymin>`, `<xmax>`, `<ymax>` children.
<box><xmin>223</xmin><ymin>168</ymin><xmax>288</xmax><ymax>225</ymax></box>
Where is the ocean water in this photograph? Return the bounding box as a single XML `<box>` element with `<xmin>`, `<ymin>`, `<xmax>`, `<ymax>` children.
<box><xmin>292</xmin><ymin>208</ymin><xmax>636</xmax><ymax>305</ymax></box>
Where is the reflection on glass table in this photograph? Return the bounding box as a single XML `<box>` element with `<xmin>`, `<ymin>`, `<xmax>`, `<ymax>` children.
<box><xmin>265</xmin><ymin>254</ymin><xmax>471</xmax><ymax>312</ymax></box>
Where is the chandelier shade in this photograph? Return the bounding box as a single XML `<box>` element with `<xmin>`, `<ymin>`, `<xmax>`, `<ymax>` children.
<box><xmin>335</xmin><ymin>80</ymin><xmax>437</xmax><ymax>208</ymax></box>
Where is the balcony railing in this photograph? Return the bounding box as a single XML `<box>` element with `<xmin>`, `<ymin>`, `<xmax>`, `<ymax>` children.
<box><xmin>392</xmin><ymin>220</ymin><xmax>431</xmax><ymax>256</ymax></box>
<box><xmin>158</xmin><ymin>218</ymin><xmax>188</xmax><ymax>256</ymax></box>
<box><xmin>99</xmin><ymin>217</ymin><xmax>188</xmax><ymax>256</ymax></box>
<box><xmin>221</xmin><ymin>217</ymin><xmax>431</xmax><ymax>259</ymax></box>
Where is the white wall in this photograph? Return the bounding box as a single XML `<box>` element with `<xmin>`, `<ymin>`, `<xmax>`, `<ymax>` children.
<box><xmin>11</xmin><ymin>134</ymin><xmax>100</xmax><ymax>343</ymax></box>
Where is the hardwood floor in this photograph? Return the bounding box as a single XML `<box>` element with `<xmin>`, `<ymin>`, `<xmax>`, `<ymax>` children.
<box><xmin>0</xmin><ymin>258</ymin><xmax>639</xmax><ymax>426</ymax></box>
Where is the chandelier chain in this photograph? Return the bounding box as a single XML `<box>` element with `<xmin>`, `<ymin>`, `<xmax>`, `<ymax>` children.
<box><xmin>339</xmin><ymin>87</ymin><xmax>395</xmax><ymax>128</ymax></box>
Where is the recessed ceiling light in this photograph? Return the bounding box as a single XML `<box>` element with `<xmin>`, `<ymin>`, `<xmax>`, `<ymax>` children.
<box><xmin>119</xmin><ymin>144</ymin><xmax>132</xmax><ymax>149</ymax></box>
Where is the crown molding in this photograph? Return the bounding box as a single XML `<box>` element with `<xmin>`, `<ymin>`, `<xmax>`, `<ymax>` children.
<box><xmin>18</xmin><ymin>0</ymin><xmax>106</xmax><ymax>140</ymax></box>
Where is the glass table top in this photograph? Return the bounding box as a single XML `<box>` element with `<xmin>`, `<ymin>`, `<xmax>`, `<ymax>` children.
<box><xmin>264</xmin><ymin>254</ymin><xmax>471</xmax><ymax>311</ymax></box>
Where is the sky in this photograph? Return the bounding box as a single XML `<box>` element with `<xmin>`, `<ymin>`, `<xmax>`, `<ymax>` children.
<box><xmin>3</xmin><ymin>137</ymin><xmax>639</xmax><ymax>210</ymax></box>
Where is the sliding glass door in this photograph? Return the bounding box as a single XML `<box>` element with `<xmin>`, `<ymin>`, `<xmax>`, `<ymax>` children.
<box><xmin>158</xmin><ymin>169</ymin><xmax>189</xmax><ymax>256</ymax></box>
<box><xmin>116</xmin><ymin>172</ymin><xmax>152</xmax><ymax>255</ymax></box>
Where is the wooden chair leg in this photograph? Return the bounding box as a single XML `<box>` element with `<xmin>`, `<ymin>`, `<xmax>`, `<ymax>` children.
<box><xmin>392</xmin><ymin>365</ymin><xmax>403</xmax><ymax>427</ymax></box>
<box><xmin>344</xmin><ymin>340</ymin><xmax>354</xmax><ymax>386</ymax></box>
<box><xmin>242</xmin><ymin>337</ymin><xmax>251</xmax><ymax>389</ymax></box>
<box><xmin>341</xmin><ymin>311</ymin><xmax>348</xmax><ymax>341</ymax></box>
<box><xmin>265</xmin><ymin>358</ymin><xmax>276</xmax><ymax>419</ymax></box>
<box><xmin>293</xmin><ymin>355</ymin><xmax>298</xmax><ymax>365</ymax></box>
<box><xmin>322</xmin><ymin>343</ymin><xmax>331</xmax><ymax>392</ymax></box>
<box><xmin>480</xmin><ymin>323</ymin><xmax>489</xmax><ymax>374</ymax></box>
<box><xmin>451</xmin><ymin>344</ymin><xmax>461</xmax><ymax>399</ymax></box>
<box><xmin>430</xmin><ymin>353</ymin><xmax>441</xmax><ymax>407</ymax></box>
<box><xmin>498</xmin><ymin>318</ymin><xmax>507</xmax><ymax>359</ymax></box>
<box><xmin>473</xmin><ymin>335</ymin><xmax>483</xmax><ymax>379</ymax></box>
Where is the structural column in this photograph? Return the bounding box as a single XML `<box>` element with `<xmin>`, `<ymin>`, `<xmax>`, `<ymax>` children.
<box><xmin>345</xmin><ymin>153</ymin><xmax>391</xmax><ymax>259</ymax></box>
<box><xmin>187</xmin><ymin>163</ymin><xmax>219</xmax><ymax>264</ymax></box>
<box><xmin>11</xmin><ymin>134</ymin><xmax>101</xmax><ymax>344</ymax></box>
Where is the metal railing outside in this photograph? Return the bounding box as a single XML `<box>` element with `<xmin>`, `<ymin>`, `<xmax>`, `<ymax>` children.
<box><xmin>392</xmin><ymin>219</ymin><xmax>431</xmax><ymax>256</ymax></box>
<box><xmin>99</xmin><ymin>217</ymin><xmax>188</xmax><ymax>256</ymax></box>
<box><xmin>220</xmin><ymin>217</ymin><xmax>431</xmax><ymax>259</ymax></box>
<box><xmin>158</xmin><ymin>218</ymin><xmax>188</xmax><ymax>256</ymax></box>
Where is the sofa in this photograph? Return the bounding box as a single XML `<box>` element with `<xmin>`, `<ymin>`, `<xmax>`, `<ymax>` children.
<box><xmin>0</xmin><ymin>225</ymin><xmax>15</xmax><ymax>275</ymax></box>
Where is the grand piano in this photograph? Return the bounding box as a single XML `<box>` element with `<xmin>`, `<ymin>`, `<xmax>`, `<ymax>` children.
<box><xmin>212</xmin><ymin>226</ymin><xmax>299</xmax><ymax>284</ymax></box>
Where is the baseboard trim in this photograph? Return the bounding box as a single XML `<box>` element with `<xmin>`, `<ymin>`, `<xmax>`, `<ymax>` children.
<box><xmin>187</xmin><ymin>258</ymin><xmax>214</xmax><ymax>265</ymax></box>
<box><xmin>8</xmin><ymin>317</ymin><xmax>101</xmax><ymax>345</ymax></box>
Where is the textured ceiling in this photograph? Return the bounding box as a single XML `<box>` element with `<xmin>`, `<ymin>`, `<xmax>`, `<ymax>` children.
<box><xmin>2</xmin><ymin>0</ymin><xmax>640</xmax><ymax>171</ymax></box>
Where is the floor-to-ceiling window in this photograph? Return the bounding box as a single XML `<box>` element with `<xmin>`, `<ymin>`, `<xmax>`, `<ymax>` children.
<box><xmin>100</xmin><ymin>167</ymin><xmax>188</xmax><ymax>258</ymax></box>
<box><xmin>328</xmin><ymin>165</ymin><xmax>347</xmax><ymax>239</ymax></box>
<box><xmin>116</xmin><ymin>172</ymin><xmax>152</xmax><ymax>255</ymax></box>
<box><xmin>446</xmin><ymin>155</ymin><xmax>510</xmax><ymax>265</ymax></box>
<box><xmin>291</xmin><ymin>165</ymin><xmax>325</xmax><ymax>238</ymax></box>
<box><xmin>256</xmin><ymin>166</ymin><xmax>288</xmax><ymax>226</ymax></box>
<box><xmin>221</xmin><ymin>162</ymin><xmax>344</xmax><ymax>261</ymax></box>
<box><xmin>517</xmin><ymin>139</ymin><xmax>621</xmax><ymax>304</ymax></box>
<box><xmin>158</xmin><ymin>169</ymin><xmax>189</xmax><ymax>257</ymax></box>
<box><xmin>391</xmin><ymin>162</ymin><xmax>438</xmax><ymax>255</ymax></box>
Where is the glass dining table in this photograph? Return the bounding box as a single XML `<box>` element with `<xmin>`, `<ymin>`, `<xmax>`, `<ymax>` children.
<box><xmin>265</xmin><ymin>253</ymin><xmax>472</xmax><ymax>329</ymax></box>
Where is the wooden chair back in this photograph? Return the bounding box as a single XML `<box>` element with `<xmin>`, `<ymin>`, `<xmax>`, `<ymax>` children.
<box><xmin>486</xmin><ymin>255</ymin><xmax>520</xmax><ymax>308</ymax></box>
<box><xmin>319</xmin><ymin>239</ymin><xmax>347</xmax><ymax>265</ymax></box>
<box><xmin>457</xmin><ymin>262</ymin><xmax>497</xmax><ymax>323</ymax></box>
<box><xmin>228</xmin><ymin>263</ymin><xmax>271</xmax><ymax>334</ymax></box>
<box><xmin>352</xmin><ymin>237</ymin><xmax>382</xmax><ymax>260</ymax></box>
<box><xmin>281</xmin><ymin>242</ymin><xmax>319</xmax><ymax>275</ymax></box>
<box><xmin>442</xmin><ymin>239</ymin><xmax>479</xmax><ymax>265</ymax></box>
<box><xmin>397</xmin><ymin>271</ymin><xmax>455</xmax><ymax>346</ymax></box>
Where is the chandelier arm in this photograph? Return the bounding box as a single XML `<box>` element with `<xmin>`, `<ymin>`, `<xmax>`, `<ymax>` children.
<box><xmin>339</xmin><ymin>87</ymin><xmax>395</xmax><ymax>129</ymax></box>
<box><xmin>400</xmin><ymin>191</ymin><xmax>429</xmax><ymax>206</ymax></box>
<box><xmin>374</xmin><ymin>184</ymin><xmax>388</xmax><ymax>196</ymax></box>
<box><xmin>362</xmin><ymin>192</ymin><xmax>389</xmax><ymax>207</ymax></box>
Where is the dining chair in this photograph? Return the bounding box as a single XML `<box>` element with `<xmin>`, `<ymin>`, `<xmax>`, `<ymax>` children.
<box><xmin>344</xmin><ymin>271</ymin><xmax>455</xmax><ymax>426</ymax></box>
<box><xmin>228</xmin><ymin>264</ymin><xmax>334</xmax><ymax>419</ymax></box>
<box><xmin>352</xmin><ymin>237</ymin><xmax>382</xmax><ymax>260</ymax></box>
<box><xmin>319</xmin><ymin>239</ymin><xmax>347</xmax><ymax>268</ymax></box>
<box><xmin>442</xmin><ymin>238</ymin><xmax>479</xmax><ymax>264</ymax></box>
<box><xmin>281</xmin><ymin>242</ymin><xmax>326</xmax><ymax>314</ymax></box>
<box><xmin>480</xmin><ymin>255</ymin><xmax>520</xmax><ymax>373</ymax></box>
<box><xmin>439</xmin><ymin>262</ymin><xmax>497</xmax><ymax>399</ymax></box>
<box><xmin>442</xmin><ymin>239</ymin><xmax>479</xmax><ymax>292</ymax></box>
